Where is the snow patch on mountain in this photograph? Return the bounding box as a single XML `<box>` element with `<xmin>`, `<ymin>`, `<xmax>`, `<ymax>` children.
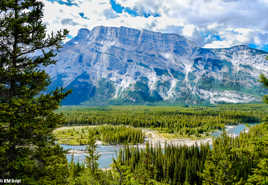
<box><xmin>45</xmin><ymin>26</ymin><xmax>268</xmax><ymax>105</ymax></box>
<box><xmin>199</xmin><ymin>89</ymin><xmax>258</xmax><ymax>104</ymax></box>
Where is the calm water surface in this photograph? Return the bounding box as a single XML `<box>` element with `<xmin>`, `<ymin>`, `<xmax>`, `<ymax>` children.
<box><xmin>62</xmin><ymin>123</ymin><xmax>258</xmax><ymax>168</ymax></box>
<box><xmin>211</xmin><ymin>123</ymin><xmax>258</xmax><ymax>137</ymax></box>
<box><xmin>62</xmin><ymin>144</ymin><xmax>121</xmax><ymax>169</ymax></box>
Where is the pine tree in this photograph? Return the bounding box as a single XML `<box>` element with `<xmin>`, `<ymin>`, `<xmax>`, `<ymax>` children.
<box><xmin>85</xmin><ymin>133</ymin><xmax>100</xmax><ymax>175</ymax></box>
<box><xmin>260</xmin><ymin>74</ymin><xmax>268</xmax><ymax>104</ymax></box>
<box><xmin>201</xmin><ymin>133</ymin><xmax>239</xmax><ymax>185</ymax></box>
<box><xmin>259</xmin><ymin>56</ymin><xmax>268</xmax><ymax>104</ymax></box>
<box><xmin>246</xmin><ymin>55</ymin><xmax>268</xmax><ymax>185</ymax></box>
<box><xmin>0</xmin><ymin>0</ymin><xmax>70</xmax><ymax>184</ymax></box>
<box><xmin>246</xmin><ymin>159</ymin><xmax>268</xmax><ymax>185</ymax></box>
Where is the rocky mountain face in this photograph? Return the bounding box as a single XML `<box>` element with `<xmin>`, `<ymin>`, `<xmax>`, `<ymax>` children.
<box><xmin>45</xmin><ymin>26</ymin><xmax>268</xmax><ymax>105</ymax></box>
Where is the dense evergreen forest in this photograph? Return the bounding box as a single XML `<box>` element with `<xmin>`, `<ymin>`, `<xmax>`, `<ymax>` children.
<box><xmin>57</xmin><ymin>104</ymin><xmax>268</xmax><ymax>137</ymax></box>
<box><xmin>65</xmin><ymin>122</ymin><xmax>268</xmax><ymax>185</ymax></box>
<box><xmin>55</xmin><ymin>104</ymin><xmax>268</xmax><ymax>185</ymax></box>
<box><xmin>1</xmin><ymin>0</ymin><xmax>268</xmax><ymax>184</ymax></box>
<box><xmin>54</xmin><ymin>125</ymin><xmax>144</xmax><ymax>145</ymax></box>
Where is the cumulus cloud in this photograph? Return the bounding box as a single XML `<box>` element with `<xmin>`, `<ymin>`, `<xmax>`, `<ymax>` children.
<box><xmin>114</xmin><ymin>0</ymin><xmax>268</xmax><ymax>48</ymax></box>
<box><xmin>61</xmin><ymin>18</ymin><xmax>78</xmax><ymax>26</ymax></box>
<box><xmin>41</xmin><ymin>0</ymin><xmax>268</xmax><ymax>50</ymax></box>
<box><xmin>41</xmin><ymin>0</ymin><xmax>161</xmax><ymax>38</ymax></box>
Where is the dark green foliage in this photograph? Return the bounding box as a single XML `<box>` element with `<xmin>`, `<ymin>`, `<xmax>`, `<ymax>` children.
<box><xmin>111</xmin><ymin>158</ymin><xmax>168</xmax><ymax>185</ymax></box>
<box><xmin>67</xmin><ymin>157</ymin><xmax>116</xmax><ymax>185</ymax></box>
<box><xmin>64</xmin><ymin>121</ymin><xmax>268</xmax><ymax>185</ymax></box>
<box><xmin>0</xmin><ymin>0</ymin><xmax>70</xmax><ymax>184</ymax></box>
<box><xmin>245</xmin><ymin>61</ymin><xmax>268</xmax><ymax>184</ymax></box>
<box><xmin>85</xmin><ymin>133</ymin><xmax>100</xmax><ymax>174</ymax></box>
<box><xmin>61</xmin><ymin>71</ymin><xmax>268</xmax><ymax>184</ymax></box>
<box><xmin>260</xmin><ymin>74</ymin><xmax>268</xmax><ymax>104</ymax></box>
<box><xmin>54</xmin><ymin>125</ymin><xmax>145</xmax><ymax>145</ymax></box>
<box><xmin>246</xmin><ymin>159</ymin><xmax>268</xmax><ymax>184</ymax></box>
<box><xmin>201</xmin><ymin>123</ymin><xmax>268</xmax><ymax>185</ymax></box>
<box><xmin>93</xmin><ymin>125</ymin><xmax>144</xmax><ymax>145</ymax></box>
<box><xmin>113</xmin><ymin>123</ymin><xmax>268</xmax><ymax>185</ymax></box>
<box><xmin>115</xmin><ymin>143</ymin><xmax>210</xmax><ymax>185</ymax></box>
<box><xmin>56</xmin><ymin>105</ymin><xmax>268</xmax><ymax>137</ymax></box>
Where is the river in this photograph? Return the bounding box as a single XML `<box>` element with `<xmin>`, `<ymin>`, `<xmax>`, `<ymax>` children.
<box><xmin>61</xmin><ymin>123</ymin><xmax>257</xmax><ymax>169</ymax></box>
<box><xmin>62</xmin><ymin>144</ymin><xmax>121</xmax><ymax>169</ymax></box>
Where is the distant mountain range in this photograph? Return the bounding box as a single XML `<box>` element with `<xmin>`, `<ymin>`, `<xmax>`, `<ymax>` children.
<box><xmin>44</xmin><ymin>26</ymin><xmax>268</xmax><ymax>105</ymax></box>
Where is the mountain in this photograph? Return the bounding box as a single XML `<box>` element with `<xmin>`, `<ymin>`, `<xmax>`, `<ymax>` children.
<box><xmin>44</xmin><ymin>26</ymin><xmax>268</xmax><ymax>105</ymax></box>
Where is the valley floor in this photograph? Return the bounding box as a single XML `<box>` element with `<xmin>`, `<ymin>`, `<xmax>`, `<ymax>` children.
<box><xmin>54</xmin><ymin>125</ymin><xmax>212</xmax><ymax>155</ymax></box>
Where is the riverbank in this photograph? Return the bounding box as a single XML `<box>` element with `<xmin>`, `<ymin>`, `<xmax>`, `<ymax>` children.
<box><xmin>56</xmin><ymin>123</ymin><xmax>258</xmax><ymax>155</ymax></box>
<box><xmin>55</xmin><ymin>125</ymin><xmax>213</xmax><ymax>155</ymax></box>
<box><xmin>58</xmin><ymin>123</ymin><xmax>258</xmax><ymax>169</ymax></box>
<box><xmin>54</xmin><ymin>125</ymin><xmax>144</xmax><ymax>145</ymax></box>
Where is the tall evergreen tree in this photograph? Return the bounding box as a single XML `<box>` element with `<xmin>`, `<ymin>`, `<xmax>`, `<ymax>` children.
<box><xmin>85</xmin><ymin>133</ymin><xmax>100</xmax><ymax>175</ymax></box>
<box><xmin>259</xmin><ymin>56</ymin><xmax>268</xmax><ymax>103</ymax></box>
<box><xmin>201</xmin><ymin>133</ymin><xmax>242</xmax><ymax>185</ymax></box>
<box><xmin>260</xmin><ymin>74</ymin><xmax>268</xmax><ymax>104</ymax></box>
<box><xmin>0</xmin><ymin>0</ymin><xmax>70</xmax><ymax>184</ymax></box>
<box><xmin>246</xmin><ymin>55</ymin><xmax>268</xmax><ymax>185</ymax></box>
<box><xmin>246</xmin><ymin>159</ymin><xmax>268</xmax><ymax>185</ymax></box>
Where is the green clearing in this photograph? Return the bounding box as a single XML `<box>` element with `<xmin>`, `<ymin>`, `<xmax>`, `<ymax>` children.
<box><xmin>54</xmin><ymin>125</ymin><xmax>144</xmax><ymax>145</ymax></box>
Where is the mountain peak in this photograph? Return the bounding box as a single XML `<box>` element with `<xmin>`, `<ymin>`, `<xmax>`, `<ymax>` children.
<box><xmin>69</xmin><ymin>28</ymin><xmax>90</xmax><ymax>42</ymax></box>
<box><xmin>81</xmin><ymin>26</ymin><xmax>196</xmax><ymax>53</ymax></box>
<box><xmin>78</xmin><ymin>27</ymin><xmax>90</xmax><ymax>33</ymax></box>
<box><xmin>47</xmin><ymin>26</ymin><xmax>268</xmax><ymax>105</ymax></box>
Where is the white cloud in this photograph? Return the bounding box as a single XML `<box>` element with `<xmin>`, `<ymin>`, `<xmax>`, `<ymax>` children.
<box><xmin>114</xmin><ymin>0</ymin><xmax>268</xmax><ymax>48</ymax></box>
<box><xmin>204</xmin><ymin>40</ymin><xmax>235</xmax><ymax>49</ymax></box>
<box><xmin>41</xmin><ymin>0</ymin><xmax>160</xmax><ymax>39</ymax></box>
<box><xmin>41</xmin><ymin>0</ymin><xmax>268</xmax><ymax>49</ymax></box>
<box><xmin>182</xmin><ymin>24</ymin><xmax>196</xmax><ymax>37</ymax></box>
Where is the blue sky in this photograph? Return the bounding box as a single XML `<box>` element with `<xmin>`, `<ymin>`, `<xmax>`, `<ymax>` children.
<box><xmin>109</xmin><ymin>0</ymin><xmax>160</xmax><ymax>18</ymax></box>
<box><xmin>41</xmin><ymin>0</ymin><xmax>268</xmax><ymax>51</ymax></box>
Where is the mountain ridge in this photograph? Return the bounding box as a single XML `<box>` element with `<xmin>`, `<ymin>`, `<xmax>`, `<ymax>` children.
<box><xmin>45</xmin><ymin>26</ymin><xmax>268</xmax><ymax>105</ymax></box>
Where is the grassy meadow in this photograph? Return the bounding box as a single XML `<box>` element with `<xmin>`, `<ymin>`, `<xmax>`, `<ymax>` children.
<box><xmin>54</xmin><ymin>125</ymin><xmax>144</xmax><ymax>145</ymax></box>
